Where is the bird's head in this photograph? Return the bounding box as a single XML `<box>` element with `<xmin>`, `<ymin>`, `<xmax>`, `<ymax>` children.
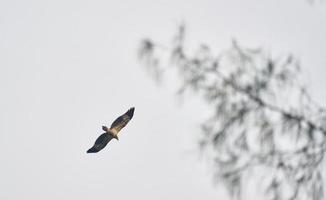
<box><xmin>102</xmin><ymin>126</ymin><xmax>109</xmax><ymax>132</ymax></box>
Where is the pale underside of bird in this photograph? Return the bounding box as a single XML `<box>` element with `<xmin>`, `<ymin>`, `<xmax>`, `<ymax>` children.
<box><xmin>87</xmin><ymin>107</ymin><xmax>135</xmax><ymax>153</ymax></box>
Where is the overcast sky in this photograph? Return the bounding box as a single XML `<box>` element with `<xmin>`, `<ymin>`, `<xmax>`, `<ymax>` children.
<box><xmin>0</xmin><ymin>0</ymin><xmax>325</xmax><ymax>200</ymax></box>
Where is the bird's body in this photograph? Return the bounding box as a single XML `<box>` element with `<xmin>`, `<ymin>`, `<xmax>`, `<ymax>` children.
<box><xmin>87</xmin><ymin>107</ymin><xmax>135</xmax><ymax>153</ymax></box>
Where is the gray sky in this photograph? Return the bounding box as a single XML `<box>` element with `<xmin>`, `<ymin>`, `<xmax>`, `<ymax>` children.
<box><xmin>0</xmin><ymin>0</ymin><xmax>325</xmax><ymax>199</ymax></box>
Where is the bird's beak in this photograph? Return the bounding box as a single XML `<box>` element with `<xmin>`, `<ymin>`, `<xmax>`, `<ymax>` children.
<box><xmin>116</xmin><ymin>137</ymin><xmax>119</xmax><ymax>141</ymax></box>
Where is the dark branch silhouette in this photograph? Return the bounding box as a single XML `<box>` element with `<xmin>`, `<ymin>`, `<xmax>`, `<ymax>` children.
<box><xmin>138</xmin><ymin>25</ymin><xmax>326</xmax><ymax>200</ymax></box>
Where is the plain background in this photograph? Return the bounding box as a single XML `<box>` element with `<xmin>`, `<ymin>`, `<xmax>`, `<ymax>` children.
<box><xmin>0</xmin><ymin>0</ymin><xmax>325</xmax><ymax>199</ymax></box>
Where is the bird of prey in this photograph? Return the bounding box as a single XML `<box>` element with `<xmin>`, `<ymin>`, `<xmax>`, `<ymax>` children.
<box><xmin>87</xmin><ymin>107</ymin><xmax>135</xmax><ymax>153</ymax></box>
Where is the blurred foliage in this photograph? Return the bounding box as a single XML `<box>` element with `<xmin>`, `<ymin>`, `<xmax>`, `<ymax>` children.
<box><xmin>138</xmin><ymin>25</ymin><xmax>326</xmax><ymax>200</ymax></box>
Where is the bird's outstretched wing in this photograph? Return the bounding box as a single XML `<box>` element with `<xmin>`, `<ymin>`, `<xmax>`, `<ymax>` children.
<box><xmin>109</xmin><ymin>107</ymin><xmax>135</xmax><ymax>135</ymax></box>
<box><xmin>87</xmin><ymin>133</ymin><xmax>114</xmax><ymax>153</ymax></box>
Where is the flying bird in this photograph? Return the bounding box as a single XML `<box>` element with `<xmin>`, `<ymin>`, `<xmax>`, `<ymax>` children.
<box><xmin>87</xmin><ymin>107</ymin><xmax>135</xmax><ymax>153</ymax></box>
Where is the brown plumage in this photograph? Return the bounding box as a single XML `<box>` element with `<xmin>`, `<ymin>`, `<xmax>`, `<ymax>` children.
<box><xmin>87</xmin><ymin>107</ymin><xmax>135</xmax><ymax>153</ymax></box>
